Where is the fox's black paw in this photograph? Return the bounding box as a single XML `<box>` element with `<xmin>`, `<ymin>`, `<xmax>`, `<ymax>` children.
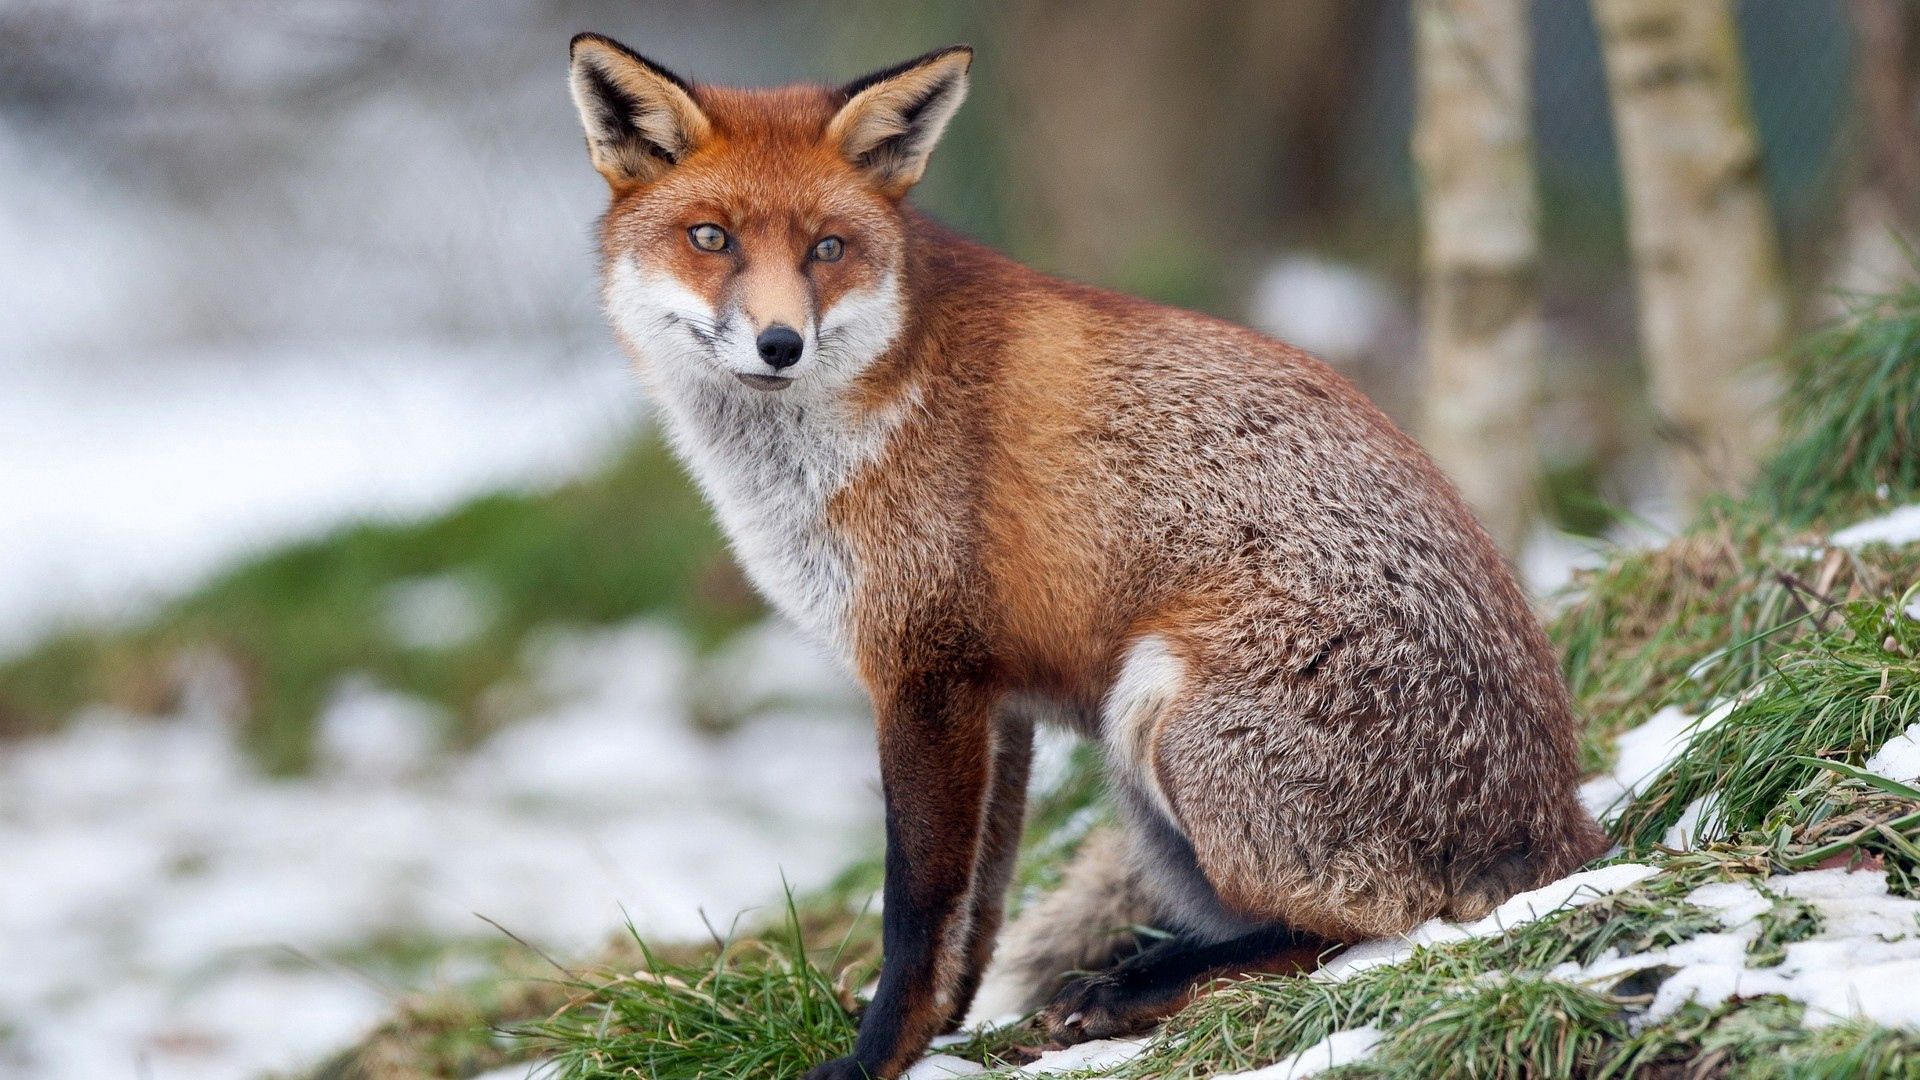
<box><xmin>804</xmin><ymin>1056</ymin><xmax>876</xmax><ymax>1080</ymax></box>
<box><xmin>1039</xmin><ymin>973</ymin><xmax>1163</xmax><ymax>1044</ymax></box>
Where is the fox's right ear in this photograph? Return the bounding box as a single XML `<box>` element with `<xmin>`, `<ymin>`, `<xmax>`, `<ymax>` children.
<box><xmin>569</xmin><ymin>33</ymin><xmax>711</xmax><ymax>190</ymax></box>
<box><xmin>829</xmin><ymin>45</ymin><xmax>972</xmax><ymax>198</ymax></box>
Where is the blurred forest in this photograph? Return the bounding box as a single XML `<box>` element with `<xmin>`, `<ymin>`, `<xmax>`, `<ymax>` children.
<box><xmin>0</xmin><ymin>0</ymin><xmax>1889</xmax><ymax>544</ymax></box>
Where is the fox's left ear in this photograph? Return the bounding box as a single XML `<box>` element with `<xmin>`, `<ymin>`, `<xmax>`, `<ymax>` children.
<box><xmin>828</xmin><ymin>45</ymin><xmax>972</xmax><ymax>198</ymax></box>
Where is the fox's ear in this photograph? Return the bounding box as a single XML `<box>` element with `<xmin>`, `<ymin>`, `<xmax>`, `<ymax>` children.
<box><xmin>828</xmin><ymin>45</ymin><xmax>972</xmax><ymax>198</ymax></box>
<box><xmin>569</xmin><ymin>33</ymin><xmax>711</xmax><ymax>190</ymax></box>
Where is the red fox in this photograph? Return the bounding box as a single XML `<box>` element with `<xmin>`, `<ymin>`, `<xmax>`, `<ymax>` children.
<box><xmin>567</xmin><ymin>35</ymin><xmax>1609</xmax><ymax>1079</ymax></box>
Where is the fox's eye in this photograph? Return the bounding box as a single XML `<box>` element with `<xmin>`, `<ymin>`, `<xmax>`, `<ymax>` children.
<box><xmin>689</xmin><ymin>224</ymin><xmax>729</xmax><ymax>253</ymax></box>
<box><xmin>812</xmin><ymin>236</ymin><xmax>844</xmax><ymax>263</ymax></box>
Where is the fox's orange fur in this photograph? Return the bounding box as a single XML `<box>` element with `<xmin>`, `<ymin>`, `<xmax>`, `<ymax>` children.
<box><xmin>568</xmin><ymin>35</ymin><xmax>1608</xmax><ymax>1079</ymax></box>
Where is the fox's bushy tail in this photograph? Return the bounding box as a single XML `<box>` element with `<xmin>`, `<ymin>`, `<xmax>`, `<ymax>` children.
<box><xmin>964</xmin><ymin>826</ymin><xmax>1158</xmax><ymax>1024</ymax></box>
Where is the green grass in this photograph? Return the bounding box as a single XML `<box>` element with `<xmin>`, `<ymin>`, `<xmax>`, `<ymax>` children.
<box><xmin>1611</xmin><ymin>599</ymin><xmax>1920</xmax><ymax>851</ymax></box>
<box><xmin>1760</xmin><ymin>280</ymin><xmax>1920</xmax><ymax>526</ymax></box>
<box><xmin>1547</xmin><ymin>517</ymin><xmax>1920</xmax><ymax>770</ymax></box>
<box><xmin>0</xmin><ymin>434</ymin><xmax>760</xmax><ymax>773</ymax></box>
<box><xmin>1373</xmin><ymin>978</ymin><xmax>1625</xmax><ymax>1079</ymax></box>
<box><xmin>527</xmin><ymin>897</ymin><xmax>866</xmax><ymax>1080</ymax></box>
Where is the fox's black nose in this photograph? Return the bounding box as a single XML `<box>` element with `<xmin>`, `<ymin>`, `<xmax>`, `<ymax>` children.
<box><xmin>756</xmin><ymin>325</ymin><xmax>804</xmax><ymax>370</ymax></box>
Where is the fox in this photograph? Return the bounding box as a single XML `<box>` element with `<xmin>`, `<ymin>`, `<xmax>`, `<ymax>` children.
<box><xmin>565</xmin><ymin>34</ymin><xmax>1609</xmax><ymax>1080</ymax></box>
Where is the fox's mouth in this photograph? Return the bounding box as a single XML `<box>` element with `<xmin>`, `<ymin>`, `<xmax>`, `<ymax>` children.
<box><xmin>735</xmin><ymin>372</ymin><xmax>793</xmax><ymax>392</ymax></box>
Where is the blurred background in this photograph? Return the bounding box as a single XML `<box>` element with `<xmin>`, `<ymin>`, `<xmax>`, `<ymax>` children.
<box><xmin>0</xmin><ymin>1</ymin><xmax>1909</xmax><ymax>1078</ymax></box>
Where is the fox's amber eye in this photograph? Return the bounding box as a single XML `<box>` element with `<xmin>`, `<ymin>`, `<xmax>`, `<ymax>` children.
<box><xmin>689</xmin><ymin>224</ymin><xmax>729</xmax><ymax>253</ymax></box>
<box><xmin>812</xmin><ymin>236</ymin><xmax>844</xmax><ymax>263</ymax></box>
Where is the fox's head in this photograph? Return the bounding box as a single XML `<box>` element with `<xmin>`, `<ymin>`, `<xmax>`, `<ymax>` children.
<box><xmin>568</xmin><ymin>35</ymin><xmax>970</xmax><ymax>396</ymax></box>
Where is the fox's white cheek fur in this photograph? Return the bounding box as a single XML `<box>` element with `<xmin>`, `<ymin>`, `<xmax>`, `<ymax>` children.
<box><xmin>814</xmin><ymin>271</ymin><xmax>904</xmax><ymax>379</ymax></box>
<box><xmin>604</xmin><ymin>257</ymin><xmax>732</xmax><ymax>383</ymax></box>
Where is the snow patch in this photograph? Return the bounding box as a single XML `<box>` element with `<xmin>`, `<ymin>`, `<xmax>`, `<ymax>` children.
<box><xmin>1866</xmin><ymin>723</ymin><xmax>1920</xmax><ymax>786</ymax></box>
<box><xmin>382</xmin><ymin>573</ymin><xmax>498</xmax><ymax>650</ymax></box>
<box><xmin>1830</xmin><ymin>504</ymin><xmax>1920</xmax><ymax>549</ymax></box>
<box><xmin>1010</xmin><ymin>1037</ymin><xmax>1151</xmax><ymax>1076</ymax></box>
<box><xmin>1211</xmin><ymin>1026</ymin><xmax>1383</xmax><ymax>1079</ymax></box>
<box><xmin>903</xmin><ymin>1054</ymin><xmax>990</xmax><ymax>1078</ymax></box>
<box><xmin>315</xmin><ymin>677</ymin><xmax>444</xmax><ymax>780</ymax></box>
<box><xmin>1520</xmin><ymin>529</ymin><xmax>1607</xmax><ymax>599</ymax></box>
<box><xmin>467</xmin><ymin>1065</ymin><xmax>546</xmax><ymax>1080</ymax></box>
<box><xmin>1660</xmin><ymin>794</ymin><xmax>1724</xmax><ymax>851</ymax></box>
<box><xmin>0</xmin><ymin>618</ymin><xmax>875</xmax><ymax>1080</ymax></box>
<box><xmin>0</xmin><ymin>346</ymin><xmax>640</xmax><ymax>652</ymax></box>
<box><xmin>1579</xmin><ymin>701</ymin><xmax>1734</xmax><ymax>819</ymax></box>
<box><xmin>1319</xmin><ymin>863</ymin><xmax>1658</xmax><ymax>981</ymax></box>
<box><xmin>1561</xmin><ymin>869</ymin><xmax>1920</xmax><ymax>1030</ymax></box>
<box><xmin>1247</xmin><ymin>257</ymin><xmax>1395</xmax><ymax>365</ymax></box>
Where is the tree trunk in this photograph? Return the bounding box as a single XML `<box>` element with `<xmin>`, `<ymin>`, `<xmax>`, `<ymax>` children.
<box><xmin>1827</xmin><ymin>0</ymin><xmax>1920</xmax><ymax>305</ymax></box>
<box><xmin>1413</xmin><ymin>0</ymin><xmax>1542</xmax><ymax>554</ymax></box>
<box><xmin>1592</xmin><ymin>0</ymin><xmax>1788</xmax><ymax>507</ymax></box>
<box><xmin>995</xmin><ymin>0</ymin><xmax>1379</xmax><ymax>300</ymax></box>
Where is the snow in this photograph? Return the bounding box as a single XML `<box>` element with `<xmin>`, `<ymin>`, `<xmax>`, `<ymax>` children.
<box><xmin>0</xmin><ymin>346</ymin><xmax>640</xmax><ymax>652</ymax></box>
<box><xmin>1318</xmin><ymin>863</ymin><xmax>1658</xmax><ymax>981</ymax></box>
<box><xmin>1660</xmin><ymin>794</ymin><xmax>1725</xmax><ymax>851</ymax></box>
<box><xmin>1247</xmin><ymin>257</ymin><xmax>1396</xmax><ymax>365</ymax></box>
<box><xmin>1559</xmin><ymin>868</ymin><xmax>1920</xmax><ymax>1030</ymax></box>
<box><xmin>1830</xmin><ymin>504</ymin><xmax>1920</xmax><ymax>550</ymax></box>
<box><xmin>1211</xmin><ymin>1026</ymin><xmax>1383</xmax><ymax>1079</ymax></box>
<box><xmin>1866</xmin><ymin>723</ymin><xmax>1920</xmax><ymax>786</ymax></box>
<box><xmin>903</xmin><ymin>1054</ymin><xmax>989</xmax><ymax>1078</ymax></box>
<box><xmin>1520</xmin><ymin>529</ymin><xmax>1608</xmax><ymax>599</ymax></box>
<box><xmin>315</xmin><ymin>677</ymin><xmax>444</xmax><ymax>780</ymax></box>
<box><xmin>1010</xmin><ymin>1038</ymin><xmax>1152</xmax><ymax>1076</ymax></box>
<box><xmin>0</xmin><ymin>618</ymin><xmax>877</xmax><ymax>1080</ymax></box>
<box><xmin>469</xmin><ymin>1066</ymin><xmax>546</xmax><ymax>1080</ymax></box>
<box><xmin>382</xmin><ymin>573</ymin><xmax>499</xmax><ymax>651</ymax></box>
<box><xmin>1578</xmin><ymin>701</ymin><xmax>1735</xmax><ymax>820</ymax></box>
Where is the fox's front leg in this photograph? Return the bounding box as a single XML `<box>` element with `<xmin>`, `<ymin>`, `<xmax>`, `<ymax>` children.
<box><xmin>806</xmin><ymin>659</ymin><xmax>999</xmax><ymax>1080</ymax></box>
<box><xmin>946</xmin><ymin>706</ymin><xmax>1034</xmax><ymax>1025</ymax></box>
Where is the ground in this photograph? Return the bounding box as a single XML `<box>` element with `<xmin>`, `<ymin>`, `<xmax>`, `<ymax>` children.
<box><xmin>2</xmin><ymin>285</ymin><xmax>1917</xmax><ymax>1079</ymax></box>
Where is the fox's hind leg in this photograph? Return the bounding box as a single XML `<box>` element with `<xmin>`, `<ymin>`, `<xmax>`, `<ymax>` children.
<box><xmin>1038</xmin><ymin>924</ymin><xmax>1328</xmax><ymax>1042</ymax></box>
<box><xmin>965</xmin><ymin>825</ymin><xmax>1153</xmax><ymax>1023</ymax></box>
<box><xmin>1031</xmin><ymin>758</ymin><xmax>1337</xmax><ymax>1044</ymax></box>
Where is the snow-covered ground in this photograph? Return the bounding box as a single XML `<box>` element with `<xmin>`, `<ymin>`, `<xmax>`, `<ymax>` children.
<box><xmin>0</xmin><ymin>321</ymin><xmax>889</xmax><ymax>1078</ymax></box>
<box><xmin>0</xmin><ymin>345</ymin><xmax>641</xmax><ymax>652</ymax></box>
<box><xmin>0</xmin><ymin>618</ymin><xmax>877</xmax><ymax>1080</ymax></box>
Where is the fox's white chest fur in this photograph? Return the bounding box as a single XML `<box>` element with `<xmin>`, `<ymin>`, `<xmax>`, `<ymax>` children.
<box><xmin>655</xmin><ymin>384</ymin><xmax>911</xmax><ymax>653</ymax></box>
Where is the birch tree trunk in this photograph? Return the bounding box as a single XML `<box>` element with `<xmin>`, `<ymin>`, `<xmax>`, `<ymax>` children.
<box><xmin>1413</xmin><ymin>0</ymin><xmax>1541</xmax><ymax>554</ymax></box>
<box><xmin>1592</xmin><ymin>0</ymin><xmax>1788</xmax><ymax>507</ymax></box>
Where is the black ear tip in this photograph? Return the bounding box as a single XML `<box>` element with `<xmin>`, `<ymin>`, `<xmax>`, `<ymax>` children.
<box><xmin>930</xmin><ymin>44</ymin><xmax>974</xmax><ymax>72</ymax></box>
<box><xmin>570</xmin><ymin>31</ymin><xmax>613</xmax><ymax>59</ymax></box>
<box><xmin>568</xmin><ymin>33</ymin><xmax>695</xmax><ymax>93</ymax></box>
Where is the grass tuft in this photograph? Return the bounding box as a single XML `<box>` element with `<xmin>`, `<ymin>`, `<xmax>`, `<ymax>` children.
<box><xmin>1612</xmin><ymin>600</ymin><xmax>1920</xmax><ymax>851</ymax></box>
<box><xmin>1372</xmin><ymin>978</ymin><xmax>1625</xmax><ymax>1080</ymax></box>
<box><xmin>1760</xmin><ymin>280</ymin><xmax>1920</xmax><ymax>526</ymax></box>
<box><xmin>1548</xmin><ymin>522</ymin><xmax>1920</xmax><ymax>770</ymax></box>
<box><xmin>525</xmin><ymin>895</ymin><xmax>867</xmax><ymax>1080</ymax></box>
